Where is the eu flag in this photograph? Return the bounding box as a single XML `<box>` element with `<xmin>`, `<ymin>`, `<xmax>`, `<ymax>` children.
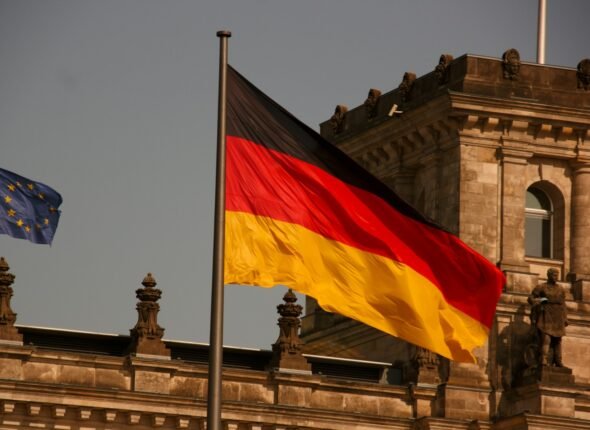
<box><xmin>0</xmin><ymin>168</ymin><xmax>62</xmax><ymax>245</ymax></box>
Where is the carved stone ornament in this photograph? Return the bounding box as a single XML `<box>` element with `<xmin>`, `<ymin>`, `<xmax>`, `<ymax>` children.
<box><xmin>577</xmin><ymin>59</ymin><xmax>590</xmax><ymax>90</ymax></box>
<box><xmin>502</xmin><ymin>48</ymin><xmax>521</xmax><ymax>80</ymax></box>
<box><xmin>416</xmin><ymin>346</ymin><xmax>439</xmax><ymax>368</ymax></box>
<box><xmin>0</xmin><ymin>257</ymin><xmax>23</xmax><ymax>342</ymax></box>
<box><xmin>398</xmin><ymin>72</ymin><xmax>416</xmax><ymax>103</ymax></box>
<box><xmin>434</xmin><ymin>54</ymin><xmax>453</xmax><ymax>84</ymax></box>
<box><xmin>129</xmin><ymin>272</ymin><xmax>170</xmax><ymax>357</ymax></box>
<box><xmin>413</xmin><ymin>346</ymin><xmax>440</xmax><ymax>384</ymax></box>
<box><xmin>363</xmin><ymin>88</ymin><xmax>382</xmax><ymax>119</ymax></box>
<box><xmin>329</xmin><ymin>104</ymin><xmax>348</xmax><ymax>134</ymax></box>
<box><xmin>270</xmin><ymin>289</ymin><xmax>311</xmax><ymax>372</ymax></box>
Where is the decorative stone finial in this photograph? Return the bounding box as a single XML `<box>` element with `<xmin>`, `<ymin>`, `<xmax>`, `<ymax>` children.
<box><xmin>0</xmin><ymin>257</ymin><xmax>23</xmax><ymax>343</ymax></box>
<box><xmin>398</xmin><ymin>72</ymin><xmax>416</xmax><ymax>103</ymax></box>
<box><xmin>329</xmin><ymin>105</ymin><xmax>348</xmax><ymax>135</ymax></box>
<box><xmin>502</xmin><ymin>48</ymin><xmax>521</xmax><ymax>80</ymax></box>
<box><xmin>0</xmin><ymin>257</ymin><xmax>9</xmax><ymax>274</ymax></box>
<box><xmin>434</xmin><ymin>54</ymin><xmax>454</xmax><ymax>84</ymax></box>
<box><xmin>142</xmin><ymin>272</ymin><xmax>157</xmax><ymax>288</ymax></box>
<box><xmin>363</xmin><ymin>88</ymin><xmax>382</xmax><ymax>119</ymax></box>
<box><xmin>128</xmin><ymin>272</ymin><xmax>170</xmax><ymax>357</ymax></box>
<box><xmin>269</xmin><ymin>289</ymin><xmax>311</xmax><ymax>372</ymax></box>
<box><xmin>577</xmin><ymin>59</ymin><xmax>590</xmax><ymax>91</ymax></box>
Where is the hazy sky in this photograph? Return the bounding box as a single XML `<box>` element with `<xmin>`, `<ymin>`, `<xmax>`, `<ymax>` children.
<box><xmin>1</xmin><ymin>0</ymin><xmax>588</xmax><ymax>349</ymax></box>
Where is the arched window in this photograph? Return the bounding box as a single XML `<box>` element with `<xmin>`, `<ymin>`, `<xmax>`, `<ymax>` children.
<box><xmin>525</xmin><ymin>187</ymin><xmax>553</xmax><ymax>258</ymax></box>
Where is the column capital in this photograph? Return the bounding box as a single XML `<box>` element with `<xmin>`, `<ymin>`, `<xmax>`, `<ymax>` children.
<box><xmin>569</xmin><ymin>159</ymin><xmax>590</xmax><ymax>173</ymax></box>
<box><xmin>498</xmin><ymin>147</ymin><xmax>533</xmax><ymax>165</ymax></box>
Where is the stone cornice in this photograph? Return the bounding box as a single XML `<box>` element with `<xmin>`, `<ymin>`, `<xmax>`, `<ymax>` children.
<box><xmin>330</xmin><ymin>91</ymin><xmax>590</xmax><ymax>173</ymax></box>
<box><xmin>449</xmin><ymin>91</ymin><xmax>590</xmax><ymax>125</ymax></box>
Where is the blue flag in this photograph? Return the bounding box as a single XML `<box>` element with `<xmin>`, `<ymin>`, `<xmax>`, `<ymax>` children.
<box><xmin>0</xmin><ymin>168</ymin><xmax>62</xmax><ymax>245</ymax></box>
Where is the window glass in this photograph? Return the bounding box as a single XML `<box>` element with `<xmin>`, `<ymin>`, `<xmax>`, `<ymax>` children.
<box><xmin>525</xmin><ymin>187</ymin><xmax>552</xmax><ymax>258</ymax></box>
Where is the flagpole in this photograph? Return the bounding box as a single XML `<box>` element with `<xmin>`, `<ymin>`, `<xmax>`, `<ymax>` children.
<box><xmin>207</xmin><ymin>29</ymin><xmax>231</xmax><ymax>430</ymax></box>
<box><xmin>537</xmin><ymin>0</ymin><xmax>546</xmax><ymax>64</ymax></box>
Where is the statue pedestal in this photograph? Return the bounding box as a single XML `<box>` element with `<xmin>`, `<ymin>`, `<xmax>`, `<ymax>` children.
<box><xmin>539</xmin><ymin>365</ymin><xmax>574</xmax><ymax>384</ymax></box>
<box><xmin>518</xmin><ymin>364</ymin><xmax>574</xmax><ymax>386</ymax></box>
<box><xmin>501</xmin><ymin>367</ymin><xmax>576</xmax><ymax>418</ymax></box>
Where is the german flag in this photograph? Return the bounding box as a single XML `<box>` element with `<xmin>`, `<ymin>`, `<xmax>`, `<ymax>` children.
<box><xmin>224</xmin><ymin>66</ymin><xmax>504</xmax><ymax>362</ymax></box>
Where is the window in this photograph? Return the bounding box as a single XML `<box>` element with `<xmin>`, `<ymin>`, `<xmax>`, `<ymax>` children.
<box><xmin>525</xmin><ymin>187</ymin><xmax>553</xmax><ymax>258</ymax></box>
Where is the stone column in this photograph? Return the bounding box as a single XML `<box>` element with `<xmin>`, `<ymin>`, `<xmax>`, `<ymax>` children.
<box><xmin>0</xmin><ymin>257</ymin><xmax>22</xmax><ymax>344</ymax></box>
<box><xmin>499</xmin><ymin>149</ymin><xmax>532</xmax><ymax>272</ymax></box>
<box><xmin>570</xmin><ymin>162</ymin><xmax>590</xmax><ymax>279</ymax></box>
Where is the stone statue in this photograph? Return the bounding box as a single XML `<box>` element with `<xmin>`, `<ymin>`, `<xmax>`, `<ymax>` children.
<box><xmin>329</xmin><ymin>104</ymin><xmax>348</xmax><ymax>134</ymax></box>
<box><xmin>434</xmin><ymin>54</ymin><xmax>453</xmax><ymax>84</ymax></box>
<box><xmin>363</xmin><ymin>88</ymin><xmax>381</xmax><ymax>119</ymax></box>
<box><xmin>398</xmin><ymin>72</ymin><xmax>416</xmax><ymax>103</ymax></box>
<box><xmin>502</xmin><ymin>48</ymin><xmax>521</xmax><ymax>80</ymax></box>
<box><xmin>527</xmin><ymin>268</ymin><xmax>568</xmax><ymax>367</ymax></box>
<box><xmin>577</xmin><ymin>59</ymin><xmax>590</xmax><ymax>91</ymax></box>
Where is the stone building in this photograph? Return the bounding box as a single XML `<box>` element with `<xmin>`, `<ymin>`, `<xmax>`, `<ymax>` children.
<box><xmin>1</xmin><ymin>51</ymin><xmax>590</xmax><ymax>430</ymax></box>
<box><xmin>302</xmin><ymin>50</ymin><xmax>590</xmax><ymax>428</ymax></box>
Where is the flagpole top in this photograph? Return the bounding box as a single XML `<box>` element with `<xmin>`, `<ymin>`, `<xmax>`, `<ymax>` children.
<box><xmin>217</xmin><ymin>30</ymin><xmax>232</xmax><ymax>38</ymax></box>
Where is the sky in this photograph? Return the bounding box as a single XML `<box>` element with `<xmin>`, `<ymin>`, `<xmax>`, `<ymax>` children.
<box><xmin>1</xmin><ymin>0</ymin><xmax>589</xmax><ymax>350</ymax></box>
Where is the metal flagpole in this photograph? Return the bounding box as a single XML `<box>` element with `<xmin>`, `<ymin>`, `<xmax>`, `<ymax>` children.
<box><xmin>537</xmin><ymin>0</ymin><xmax>547</xmax><ymax>64</ymax></box>
<box><xmin>207</xmin><ymin>29</ymin><xmax>231</xmax><ymax>430</ymax></box>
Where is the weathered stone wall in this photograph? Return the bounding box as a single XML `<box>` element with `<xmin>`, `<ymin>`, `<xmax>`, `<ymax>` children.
<box><xmin>459</xmin><ymin>143</ymin><xmax>499</xmax><ymax>260</ymax></box>
<box><xmin>0</xmin><ymin>340</ymin><xmax>421</xmax><ymax>430</ymax></box>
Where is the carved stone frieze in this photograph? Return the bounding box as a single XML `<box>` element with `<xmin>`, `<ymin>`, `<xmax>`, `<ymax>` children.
<box><xmin>434</xmin><ymin>54</ymin><xmax>453</xmax><ymax>84</ymax></box>
<box><xmin>363</xmin><ymin>88</ymin><xmax>382</xmax><ymax>119</ymax></box>
<box><xmin>329</xmin><ymin>105</ymin><xmax>348</xmax><ymax>134</ymax></box>
<box><xmin>502</xmin><ymin>48</ymin><xmax>521</xmax><ymax>80</ymax></box>
<box><xmin>361</xmin><ymin>145</ymin><xmax>393</xmax><ymax>170</ymax></box>
<box><xmin>398</xmin><ymin>72</ymin><xmax>416</xmax><ymax>103</ymax></box>
<box><xmin>577</xmin><ymin>58</ymin><xmax>590</xmax><ymax>91</ymax></box>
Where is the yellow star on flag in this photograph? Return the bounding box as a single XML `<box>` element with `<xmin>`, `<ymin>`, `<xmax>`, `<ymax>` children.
<box><xmin>24</xmin><ymin>225</ymin><xmax>31</xmax><ymax>232</ymax></box>
<box><xmin>27</xmin><ymin>183</ymin><xmax>34</xmax><ymax>190</ymax></box>
<box><xmin>44</xmin><ymin>218</ymin><xmax>49</xmax><ymax>225</ymax></box>
<box><xmin>16</xmin><ymin>182</ymin><xmax>22</xmax><ymax>187</ymax></box>
<box><xmin>16</xmin><ymin>219</ymin><xmax>24</xmax><ymax>227</ymax></box>
<box><xmin>4</xmin><ymin>195</ymin><xmax>11</xmax><ymax>204</ymax></box>
<box><xmin>38</xmin><ymin>193</ymin><xmax>45</xmax><ymax>200</ymax></box>
<box><xmin>7</xmin><ymin>209</ymin><xmax>16</xmax><ymax>217</ymax></box>
<box><xmin>7</xmin><ymin>184</ymin><xmax>16</xmax><ymax>192</ymax></box>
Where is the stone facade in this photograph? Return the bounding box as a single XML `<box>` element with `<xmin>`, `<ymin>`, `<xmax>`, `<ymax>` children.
<box><xmin>302</xmin><ymin>52</ymin><xmax>590</xmax><ymax>428</ymax></box>
<box><xmin>0</xmin><ymin>259</ymin><xmax>419</xmax><ymax>430</ymax></box>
